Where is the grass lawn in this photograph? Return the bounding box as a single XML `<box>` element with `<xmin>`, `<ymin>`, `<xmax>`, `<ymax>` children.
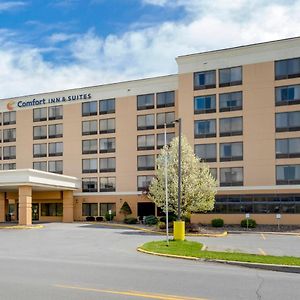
<box><xmin>140</xmin><ymin>240</ymin><xmax>300</xmax><ymax>266</ymax></box>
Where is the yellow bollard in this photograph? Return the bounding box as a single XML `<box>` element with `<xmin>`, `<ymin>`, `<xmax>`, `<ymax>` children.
<box><xmin>173</xmin><ymin>221</ymin><xmax>185</xmax><ymax>241</ymax></box>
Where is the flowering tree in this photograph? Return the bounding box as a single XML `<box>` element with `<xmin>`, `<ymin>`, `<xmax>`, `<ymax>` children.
<box><xmin>148</xmin><ymin>136</ymin><xmax>217</xmax><ymax>218</ymax></box>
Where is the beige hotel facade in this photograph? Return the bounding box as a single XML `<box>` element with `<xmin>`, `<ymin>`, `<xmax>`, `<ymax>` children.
<box><xmin>0</xmin><ymin>37</ymin><xmax>300</xmax><ymax>225</ymax></box>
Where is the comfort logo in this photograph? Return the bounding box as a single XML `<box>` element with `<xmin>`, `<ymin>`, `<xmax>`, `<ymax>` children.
<box><xmin>6</xmin><ymin>100</ymin><xmax>15</xmax><ymax>111</ymax></box>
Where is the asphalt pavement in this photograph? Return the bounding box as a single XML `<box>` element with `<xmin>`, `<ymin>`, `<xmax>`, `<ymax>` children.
<box><xmin>0</xmin><ymin>223</ymin><xmax>299</xmax><ymax>300</ymax></box>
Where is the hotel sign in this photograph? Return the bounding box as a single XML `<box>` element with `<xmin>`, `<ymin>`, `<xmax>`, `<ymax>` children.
<box><xmin>3</xmin><ymin>93</ymin><xmax>92</xmax><ymax>112</ymax></box>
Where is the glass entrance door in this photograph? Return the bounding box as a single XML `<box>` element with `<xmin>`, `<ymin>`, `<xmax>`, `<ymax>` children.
<box><xmin>32</xmin><ymin>204</ymin><xmax>39</xmax><ymax>221</ymax></box>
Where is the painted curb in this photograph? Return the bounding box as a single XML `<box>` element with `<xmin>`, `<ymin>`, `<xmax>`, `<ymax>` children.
<box><xmin>82</xmin><ymin>222</ymin><xmax>227</xmax><ymax>237</ymax></box>
<box><xmin>137</xmin><ymin>247</ymin><xmax>300</xmax><ymax>274</ymax></box>
<box><xmin>0</xmin><ymin>225</ymin><xmax>44</xmax><ymax>230</ymax></box>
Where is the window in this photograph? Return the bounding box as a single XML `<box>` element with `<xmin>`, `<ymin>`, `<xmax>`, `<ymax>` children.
<box><xmin>3</xmin><ymin>146</ymin><xmax>16</xmax><ymax>160</ymax></box>
<box><xmin>82</xmin><ymin>177</ymin><xmax>98</xmax><ymax>192</ymax></box>
<box><xmin>194</xmin><ymin>70</ymin><xmax>216</xmax><ymax>90</ymax></box>
<box><xmin>195</xmin><ymin>144</ymin><xmax>217</xmax><ymax>162</ymax></box>
<box><xmin>82</xmin><ymin>139</ymin><xmax>97</xmax><ymax>154</ymax></box>
<box><xmin>99</xmin><ymin>138</ymin><xmax>115</xmax><ymax>153</ymax></box>
<box><xmin>82</xmin><ymin>101</ymin><xmax>97</xmax><ymax>116</ymax></box>
<box><xmin>48</xmin><ymin>142</ymin><xmax>63</xmax><ymax>157</ymax></box>
<box><xmin>276</xmin><ymin>85</ymin><xmax>300</xmax><ymax>106</ymax></box>
<box><xmin>210</xmin><ymin>168</ymin><xmax>217</xmax><ymax>180</ymax></box>
<box><xmin>99</xmin><ymin>99</ymin><xmax>115</xmax><ymax>115</ymax></box>
<box><xmin>3</xmin><ymin>111</ymin><xmax>16</xmax><ymax>125</ymax></box>
<box><xmin>48</xmin><ymin>105</ymin><xmax>63</xmax><ymax>120</ymax></box>
<box><xmin>137</xmin><ymin>114</ymin><xmax>155</xmax><ymax>130</ymax></box>
<box><xmin>100</xmin><ymin>203</ymin><xmax>116</xmax><ymax>216</ymax></box>
<box><xmin>137</xmin><ymin>155</ymin><xmax>155</xmax><ymax>171</ymax></box>
<box><xmin>82</xmin><ymin>203</ymin><xmax>98</xmax><ymax>216</ymax></box>
<box><xmin>41</xmin><ymin>203</ymin><xmax>63</xmax><ymax>216</ymax></box>
<box><xmin>157</xmin><ymin>132</ymin><xmax>175</xmax><ymax>149</ymax></box>
<box><xmin>219</xmin><ymin>66</ymin><xmax>242</xmax><ymax>87</ymax></box>
<box><xmin>275</xmin><ymin>57</ymin><xmax>300</xmax><ymax>80</ymax></box>
<box><xmin>137</xmin><ymin>175</ymin><xmax>154</xmax><ymax>191</ymax></box>
<box><xmin>0</xmin><ymin>130</ymin><xmax>2</xmax><ymax>143</ymax></box>
<box><xmin>194</xmin><ymin>119</ymin><xmax>216</xmax><ymax>138</ymax></box>
<box><xmin>100</xmin><ymin>157</ymin><xmax>116</xmax><ymax>173</ymax></box>
<box><xmin>220</xmin><ymin>117</ymin><xmax>243</xmax><ymax>137</ymax></box>
<box><xmin>0</xmin><ymin>113</ymin><xmax>2</xmax><ymax>125</ymax></box>
<box><xmin>48</xmin><ymin>124</ymin><xmax>63</xmax><ymax>138</ymax></box>
<box><xmin>33</xmin><ymin>125</ymin><xmax>47</xmax><ymax>140</ymax></box>
<box><xmin>220</xmin><ymin>142</ymin><xmax>243</xmax><ymax>161</ymax></box>
<box><xmin>48</xmin><ymin>160</ymin><xmax>63</xmax><ymax>174</ymax></box>
<box><xmin>276</xmin><ymin>112</ymin><xmax>300</xmax><ymax>132</ymax></box>
<box><xmin>137</xmin><ymin>94</ymin><xmax>154</xmax><ymax>110</ymax></box>
<box><xmin>33</xmin><ymin>144</ymin><xmax>47</xmax><ymax>158</ymax></box>
<box><xmin>33</xmin><ymin>108</ymin><xmax>47</xmax><ymax>122</ymax></box>
<box><xmin>220</xmin><ymin>167</ymin><xmax>243</xmax><ymax>186</ymax></box>
<box><xmin>100</xmin><ymin>177</ymin><xmax>116</xmax><ymax>192</ymax></box>
<box><xmin>99</xmin><ymin>118</ymin><xmax>115</xmax><ymax>134</ymax></box>
<box><xmin>137</xmin><ymin>135</ymin><xmax>155</xmax><ymax>151</ymax></box>
<box><xmin>3</xmin><ymin>163</ymin><xmax>15</xmax><ymax>170</ymax></box>
<box><xmin>219</xmin><ymin>91</ymin><xmax>243</xmax><ymax>112</ymax></box>
<box><xmin>156</xmin><ymin>112</ymin><xmax>175</xmax><ymax>129</ymax></box>
<box><xmin>0</xmin><ymin>147</ymin><xmax>1</xmax><ymax>160</ymax></box>
<box><xmin>157</xmin><ymin>91</ymin><xmax>175</xmax><ymax>108</ymax></box>
<box><xmin>3</xmin><ymin>128</ymin><xmax>16</xmax><ymax>142</ymax></box>
<box><xmin>33</xmin><ymin>161</ymin><xmax>47</xmax><ymax>171</ymax></box>
<box><xmin>194</xmin><ymin>95</ymin><xmax>216</xmax><ymax>114</ymax></box>
<box><xmin>82</xmin><ymin>120</ymin><xmax>97</xmax><ymax>135</ymax></box>
<box><xmin>82</xmin><ymin>158</ymin><xmax>98</xmax><ymax>173</ymax></box>
<box><xmin>276</xmin><ymin>165</ymin><xmax>300</xmax><ymax>184</ymax></box>
<box><xmin>276</xmin><ymin>138</ymin><xmax>300</xmax><ymax>158</ymax></box>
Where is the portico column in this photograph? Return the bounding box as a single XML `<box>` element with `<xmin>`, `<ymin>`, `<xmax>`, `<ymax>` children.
<box><xmin>63</xmin><ymin>190</ymin><xmax>74</xmax><ymax>223</ymax></box>
<box><xmin>0</xmin><ymin>193</ymin><xmax>5</xmax><ymax>222</ymax></box>
<box><xmin>18</xmin><ymin>186</ymin><xmax>32</xmax><ymax>226</ymax></box>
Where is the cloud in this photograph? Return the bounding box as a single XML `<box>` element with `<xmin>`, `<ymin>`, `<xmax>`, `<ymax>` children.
<box><xmin>0</xmin><ymin>0</ymin><xmax>300</xmax><ymax>99</ymax></box>
<box><xmin>0</xmin><ymin>1</ymin><xmax>27</xmax><ymax>12</ymax></box>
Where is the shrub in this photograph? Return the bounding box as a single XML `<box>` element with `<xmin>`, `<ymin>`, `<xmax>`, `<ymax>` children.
<box><xmin>144</xmin><ymin>215</ymin><xmax>158</xmax><ymax>225</ymax></box>
<box><xmin>96</xmin><ymin>216</ymin><xmax>104</xmax><ymax>222</ymax></box>
<box><xmin>211</xmin><ymin>218</ymin><xmax>224</xmax><ymax>227</ymax></box>
<box><xmin>188</xmin><ymin>223</ymin><xmax>200</xmax><ymax>233</ymax></box>
<box><xmin>124</xmin><ymin>217</ymin><xmax>138</xmax><ymax>224</ymax></box>
<box><xmin>158</xmin><ymin>222</ymin><xmax>166</xmax><ymax>229</ymax></box>
<box><xmin>105</xmin><ymin>211</ymin><xmax>116</xmax><ymax>221</ymax></box>
<box><xmin>241</xmin><ymin>218</ymin><xmax>257</xmax><ymax>228</ymax></box>
<box><xmin>159</xmin><ymin>214</ymin><xmax>177</xmax><ymax>223</ymax></box>
<box><xmin>182</xmin><ymin>215</ymin><xmax>191</xmax><ymax>223</ymax></box>
<box><xmin>86</xmin><ymin>216</ymin><xmax>95</xmax><ymax>222</ymax></box>
<box><xmin>120</xmin><ymin>201</ymin><xmax>132</xmax><ymax>218</ymax></box>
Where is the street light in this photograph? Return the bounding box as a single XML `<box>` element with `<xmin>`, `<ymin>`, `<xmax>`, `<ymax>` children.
<box><xmin>164</xmin><ymin>123</ymin><xmax>169</xmax><ymax>246</ymax></box>
<box><xmin>173</xmin><ymin>118</ymin><xmax>182</xmax><ymax>221</ymax></box>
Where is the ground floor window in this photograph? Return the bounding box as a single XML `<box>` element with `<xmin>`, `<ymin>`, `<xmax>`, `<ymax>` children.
<box><xmin>208</xmin><ymin>194</ymin><xmax>300</xmax><ymax>214</ymax></box>
<box><xmin>100</xmin><ymin>203</ymin><xmax>116</xmax><ymax>216</ymax></box>
<box><xmin>41</xmin><ymin>203</ymin><xmax>63</xmax><ymax>216</ymax></box>
<box><xmin>82</xmin><ymin>203</ymin><xmax>98</xmax><ymax>216</ymax></box>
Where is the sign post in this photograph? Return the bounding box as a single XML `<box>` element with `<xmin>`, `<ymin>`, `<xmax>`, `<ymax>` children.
<box><xmin>276</xmin><ymin>213</ymin><xmax>281</xmax><ymax>231</ymax></box>
<box><xmin>245</xmin><ymin>213</ymin><xmax>250</xmax><ymax>230</ymax></box>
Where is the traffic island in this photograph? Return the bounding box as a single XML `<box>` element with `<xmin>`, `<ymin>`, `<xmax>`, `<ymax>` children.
<box><xmin>138</xmin><ymin>240</ymin><xmax>300</xmax><ymax>273</ymax></box>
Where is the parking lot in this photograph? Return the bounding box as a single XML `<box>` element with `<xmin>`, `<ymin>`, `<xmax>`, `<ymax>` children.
<box><xmin>0</xmin><ymin>223</ymin><xmax>299</xmax><ymax>300</ymax></box>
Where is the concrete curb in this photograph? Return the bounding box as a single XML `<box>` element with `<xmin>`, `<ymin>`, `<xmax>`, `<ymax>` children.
<box><xmin>82</xmin><ymin>222</ymin><xmax>227</xmax><ymax>237</ymax></box>
<box><xmin>228</xmin><ymin>230</ymin><xmax>300</xmax><ymax>236</ymax></box>
<box><xmin>137</xmin><ymin>247</ymin><xmax>300</xmax><ymax>274</ymax></box>
<box><xmin>0</xmin><ymin>225</ymin><xmax>44</xmax><ymax>230</ymax></box>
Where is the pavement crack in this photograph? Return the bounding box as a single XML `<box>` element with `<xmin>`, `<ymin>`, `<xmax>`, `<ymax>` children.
<box><xmin>255</xmin><ymin>272</ymin><xmax>264</xmax><ymax>300</ymax></box>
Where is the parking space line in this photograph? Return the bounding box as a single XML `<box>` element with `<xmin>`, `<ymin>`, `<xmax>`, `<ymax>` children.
<box><xmin>258</xmin><ymin>248</ymin><xmax>267</xmax><ymax>256</ymax></box>
<box><xmin>260</xmin><ymin>233</ymin><xmax>266</xmax><ymax>240</ymax></box>
<box><xmin>54</xmin><ymin>284</ymin><xmax>208</xmax><ymax>300</ymax></box>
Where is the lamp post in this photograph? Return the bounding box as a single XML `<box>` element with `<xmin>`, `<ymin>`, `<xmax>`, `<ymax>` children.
<box><xmin>164</xmin><ymin>123</ymin><xmax>169</xmax><ymax>246</ymax></box>
<box><xmin>173</xmin><ymin>118</ymin><xmax>182</xmax><ymax>221</ymax></box>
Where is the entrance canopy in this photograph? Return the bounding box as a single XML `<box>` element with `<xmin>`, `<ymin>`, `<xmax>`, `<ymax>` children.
<box><xmin>0</xmin><ymin>169</ymin><xmax>80</xmax><ymax>191</ymax></box>
<box><xmin>0</xmin><ymin>169</ymin><xmax>81</xmax><ymax>225</ymax></box>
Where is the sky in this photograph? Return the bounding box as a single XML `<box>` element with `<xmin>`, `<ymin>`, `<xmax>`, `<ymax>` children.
<box><xmin>1</xmin><ymin>0</ymin><xmax>300</xmax><ymax>98</ymax></box>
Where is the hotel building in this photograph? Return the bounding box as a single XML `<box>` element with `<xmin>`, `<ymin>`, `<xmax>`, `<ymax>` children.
<box><xmin>0</xmin><ymin>37</ymin><xmax>300</xmax><ymax>225</ymax></box>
